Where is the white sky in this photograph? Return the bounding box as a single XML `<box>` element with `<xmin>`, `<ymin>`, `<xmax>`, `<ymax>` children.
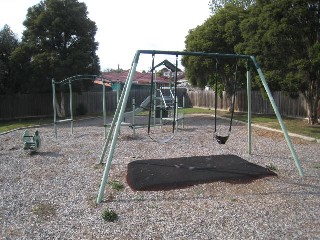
<box><xmin>0</xmin><ymin>0</ymin><xmax>210</xmax><ymax>71</ymax></box>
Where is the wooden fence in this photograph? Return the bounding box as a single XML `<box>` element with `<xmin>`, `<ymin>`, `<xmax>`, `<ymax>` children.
<box><xmin>0</xmin><ymin>89</ymin><xmax>188</xmax><ymax>120</ymax></box>
<box><xmin>187</xmin><ymin>90</ymin><xmax>308</xmax><ymax>118</ymax></box>
<box><xmin>0</xmin><ymin>89</ymin><xmax>308</xmax><ymax>120</ymax></box>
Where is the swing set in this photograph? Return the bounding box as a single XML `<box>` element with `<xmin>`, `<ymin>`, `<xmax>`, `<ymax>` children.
<box><xmin>96</xmin><ymin>50</ymin><xmax>304</xmax><ymax>204</ymax></box>
<box><xmin>52</xmin><ymin>75</ymin><xmax>109</xmax><ymax>138</ymax></box>
<box><xmin>146</xmin><ymin>54</ymin><xmax>182</xmax><ymax>143</ymax></box>
<box><xmin>122</xmin><ymin>57</ymin><xmax>185</xmax><ymax>140</ymax></box>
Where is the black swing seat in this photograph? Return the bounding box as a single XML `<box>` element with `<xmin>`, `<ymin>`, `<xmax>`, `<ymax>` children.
<box><xmin>214</xmin><ymin>132</ymin><xmax>230</xmax><ymax>144</ymax></box>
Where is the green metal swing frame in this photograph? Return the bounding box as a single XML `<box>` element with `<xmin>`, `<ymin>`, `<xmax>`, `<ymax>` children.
<box><xmin>95</xmin><ymin>50</ymin><xmax>304</xmax><ymax>204</ymax></box>
<box><xmin>52</xmin><ymin>75</ymin><xmax>109</xmax><ymax>138</ymax></box>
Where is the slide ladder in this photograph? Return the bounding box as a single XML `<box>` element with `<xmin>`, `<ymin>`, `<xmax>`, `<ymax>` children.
<box><xmin>158</xmin><ymin>87</ymin><xmax>175</xmax><ymax>109</ymax></box>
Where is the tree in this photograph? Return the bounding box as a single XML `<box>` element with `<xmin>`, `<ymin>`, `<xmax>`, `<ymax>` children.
<box><xmin>11</xmin><ymin>0</ymin><xmax>100</xmax><ymax>116</ymax></box>
<box><xmin>183</xmin><ymin>4</ymin><xmax>247</xmax><ymax>99</ymax></box>
<box><xmin>237</xmin><ymin>0</ymin><xmax>320</xmax><ymax>124</ymax></box>
<box><xmin>0</xmin><ymin>25</ymin><xmax>19</xmax><ymax>95</ymax></box>
<box><xmin>209</xmin><ymin>0</ymin><xmax>255</xmax><ymax>14</ymax></box>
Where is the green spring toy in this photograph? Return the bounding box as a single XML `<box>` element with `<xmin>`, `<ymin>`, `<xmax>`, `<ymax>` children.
<box><xmin>22</xmin><ymin>130</ymin><xmax>41</xmax><ymax>152</ymax></box>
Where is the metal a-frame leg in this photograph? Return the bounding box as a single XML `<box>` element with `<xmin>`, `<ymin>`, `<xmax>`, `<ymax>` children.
<box><xmin>251</xmin><ymin>56</ymin><xmax>304</xmax><ymax>176</ymax></box>
<box><xmin>96</xmin><ymin>59</ymin><xmax>139</xmax><ymax>204</ymax></box>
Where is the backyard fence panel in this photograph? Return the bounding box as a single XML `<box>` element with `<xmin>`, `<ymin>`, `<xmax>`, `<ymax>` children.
<box><xmin>0</xmin><ymin>89</ymin><xmax>309</xmax><ymax>120</ymax></box>
<box><xmin>185</xmin><ymin>90</ymin><xmax>308</xmax><ymax>118</ymax></box>
<box><xmin>0</xmin><ymin>94</ymin><xmax>53</xmax><ymax>119</ymax></box>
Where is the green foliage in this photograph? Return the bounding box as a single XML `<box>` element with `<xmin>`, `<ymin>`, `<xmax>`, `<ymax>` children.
<box><xmin>102</xmin><ymin>208</ymin><xmax>118</xmax><ymax>222</ymax></box>
<box><xmin>265</xmin><ymin>163</ymin><xmax>278</xmax><ymax>172</ymax></box>
<box><xmin>237</xmin><ymin>0</ymin><xmax>320</xmax><ymax>124</ymax></box>
<box><xmin>109</xmin><ymin>180</ymin><xmax>124</xmax><ymax>191</ymax></box>
<box><xmin>209</xmin><ymin>0</ymin><xmax>256</xmax><ymax>14</ymax></box>
<box><xmin>11</xmin><ymin>0</ymin><xmax>100</xmax><ymax>94</ymax></box>
<box><xmin>183</xmin><ymin>4</ymin><xmax>247</xmax><ymax>95</ymax></box>
<box><xmin>0</xmin><ymin>24</ymin><xmax>19</xmax><ymax>94</ymax></box>
<box><xmin>186</xmin><ymin>0</ymin><xmax>320</xmax><ymax>124</ymax></box>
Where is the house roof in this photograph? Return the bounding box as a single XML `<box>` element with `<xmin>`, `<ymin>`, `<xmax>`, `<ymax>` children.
<box><xmin>93</xmin><ymin>80</ymin><xmax>111</xmax><ymax>87</ymax></box>
<box><xmin>101</xmin><ymin>70</ymin><xmax>170</xmax><ymax>85</ymax></box>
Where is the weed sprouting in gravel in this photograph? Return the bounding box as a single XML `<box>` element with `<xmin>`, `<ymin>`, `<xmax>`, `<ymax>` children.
<box><xmin>265</xmin><ymin>163</ymin><xmax>278</xmax><ymax>172</ymax></box>
<box><xmin>109</xmin><ymin>180</ymin><xmax>124</xmax><ymax>191</ymax></box>
<box><xmin>102</xmin><ymin>208</ymin><xmax>118</xmax><ymax>222</ymax></box>
<box><xmin>93</xmin><ymin>163</ymin><xmax>105</xmax><ymax>169</ymax></box>
<box><xmin>32</xmin><ymin>203</ymin><xmax>57</xmax><ymax>220</ymax></box>
<box><xmin>313</xmin><ymin>164</ymin><xmax>320</xmax><ymax>169</ymax></box>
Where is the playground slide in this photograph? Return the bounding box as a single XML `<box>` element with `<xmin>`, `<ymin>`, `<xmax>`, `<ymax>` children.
<box><xmin>123</xmin><ymin>96</ymin><xmax>150</xmax><ymax>120</ymax></box>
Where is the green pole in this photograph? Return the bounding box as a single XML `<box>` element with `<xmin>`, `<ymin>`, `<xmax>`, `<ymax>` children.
<box><xmin>160</xmin><ymin>96</ymin><xmax>163</xmax><ymax>126</ymax></box>
<box><xmin>99</xmin><ymin>75</ymin><xmax>129</xmax><ymax>164</ymax></box>
<box><xmin>69</xmin><ymin>80</ymin><xmax>73</xmax><ymax>135</ymax></box>
<box><xmin>182</xmin><ymin>95</ymin><xmax>185</xmax><ymax>128</ymax></box>
<box><xmin>102</xmin><ymin>79</ymin><xmax>107</xmax><ymax>138</ymax></box>
<box><xmin>153</xmin><ymin>81</ymin><xmax>157</xmax><ymax>127</ymax></box>
<box><xmin>132</xmin><ymin>98</ymin><xmax>136</xmax><ymax>137</ymax></box>
<box><xmin>175</xmin><ymin>96</ymin><xmax>178</xmax><ymax>130</ymax></box>
<box><xmin>250</xmin><ymin>56</ymin><xmax>304</xmax><ymax>176</ymax></box>
<box><xmin>247</xmin><ymin>61</ymin><xmax>252</xmax><ymax>154</ymax></box>
<box><xmin>52</xmin><ymin>79</ymin><xmax>57</xmax><ymax>138</ymax></box>
<box><xmin>97</xmin><ymin>54</ymin><xmax>140</xmax><ymax>204</ymax></box>
<box><xmin>116</xmin><ymin>83</ymin><xmax>120</xmax><ymax>104</ymax></box>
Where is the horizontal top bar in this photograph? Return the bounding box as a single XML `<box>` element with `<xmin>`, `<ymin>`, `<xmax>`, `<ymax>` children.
<box><xmin>133</xmin><ymin>50</ymin><xmax>260</xmax><ymax>69</ymax></box>
<box><xmin>52</xmin><ymin>75</ymin><xmax>108</xmax><ymax>85</ymax></box>
<box><xmin>138</xmin><ymin>49</ymin><xmax>251</xmax><ymax>59</ymax></box>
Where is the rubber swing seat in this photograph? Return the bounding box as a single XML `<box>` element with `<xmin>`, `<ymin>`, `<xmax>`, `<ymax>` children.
<box><xmin>214</xmin><ymin>134</ymin><xmax>229</xmax><ymax>144</ymax></box>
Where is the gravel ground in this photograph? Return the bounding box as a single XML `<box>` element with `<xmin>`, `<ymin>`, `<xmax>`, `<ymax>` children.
<box><xmin>0</xmin><ymin>115</ymin><xmax>319</xmax><ymax>239</ymax></box>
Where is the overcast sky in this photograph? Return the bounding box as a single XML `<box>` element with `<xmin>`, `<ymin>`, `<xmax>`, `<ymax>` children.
<box><xmin>0</xmin><ymin>0</ymin><xmax>210</xmax><ymax>71</ymax></box>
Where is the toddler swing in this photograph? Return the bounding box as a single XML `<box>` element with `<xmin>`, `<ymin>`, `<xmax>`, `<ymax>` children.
<box><xmin>214</xmin><ymin>61</ymin><xmax>238</xmax><ymax>144</ymax></box>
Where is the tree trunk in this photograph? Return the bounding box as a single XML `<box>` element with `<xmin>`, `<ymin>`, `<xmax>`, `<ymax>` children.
<box><xmin>55</xmin><ymin>92</ymin><xmax>66</xmax><ymax>117</ymax></box>
<box><xmin>306</xmin><ymin>95</ymin><xmax>319</xmax><ymax>125</ymax></box>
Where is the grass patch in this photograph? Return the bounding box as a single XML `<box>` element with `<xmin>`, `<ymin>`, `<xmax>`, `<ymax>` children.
<box><xmin>230</xmin><ymin>197</ymin><xmax>238</xmax><ymax>202</ymax></box>
<box><xmin>0</xmin><ymin>114</ymin><xmax>105</xmax><ymax>134</ymax></box>
<box><xmin>0</xmin><ymin>118</ymin><xmax>52</xmax><ymax>133</ymax></box>
<box><xmin>109</xmin><ymin>180</ymin><xmax>124</xmax><ymax>191</ymax></box>
<box><xmin>32</xmin><ymin>203</ymin><xmax>57</xmax><ymax>220</ymax></box>
<box><xmin>1</xmin><ymin>108</ymin><xmax>319</xmax><ymax>139</ymax></box>
<box><xmin>184</xmin><ymin>107</ymin><xmax>320</xmax><ymax>140</ymax></box>
<box><xmin>102</xmin><ymin>208</ymin><xmax>118</xmax><ymax>222</ymax></box>
<box><xmin>93</xmin><ymin>163</ymin><xmax>105</xmax><ymax>169</ymax></box>
<box><xmin>246</xmin><ymin>115</ymin><xmax>320</xmax><ymax>140</ymax></box>
<box><xmin>183</xmin><ymin>107</ymin><xmax>215</xmax><ymax>115</ymax></box>
<box><xmin>313</xmin><ymin>164</ymin><xmax>320</xmax><ymax>169</ymax></box>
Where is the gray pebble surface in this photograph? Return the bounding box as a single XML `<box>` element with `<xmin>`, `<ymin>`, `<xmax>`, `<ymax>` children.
<box><xmin>0</xmin><ymin>115</ymin><xmax>319</xmax><ymax>239</ymax></box>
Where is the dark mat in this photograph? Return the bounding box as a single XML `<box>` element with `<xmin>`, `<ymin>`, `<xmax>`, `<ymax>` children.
<box><xmin>127</xmin><ymin>154</ymin><xmax>277</xmax><ymax>191</ymax></box>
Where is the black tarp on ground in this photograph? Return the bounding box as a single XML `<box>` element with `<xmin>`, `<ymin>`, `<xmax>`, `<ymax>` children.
<box><xmin>127</xmin><ymin>154</ymin><xmax>277</xmax><ymax>191</ymax></box>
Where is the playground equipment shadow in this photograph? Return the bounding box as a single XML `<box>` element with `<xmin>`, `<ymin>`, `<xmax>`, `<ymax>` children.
<box><xmin>127</xmin><ymin>154</ymin><xmax>277</xmax><ymax>191</ymax></box>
